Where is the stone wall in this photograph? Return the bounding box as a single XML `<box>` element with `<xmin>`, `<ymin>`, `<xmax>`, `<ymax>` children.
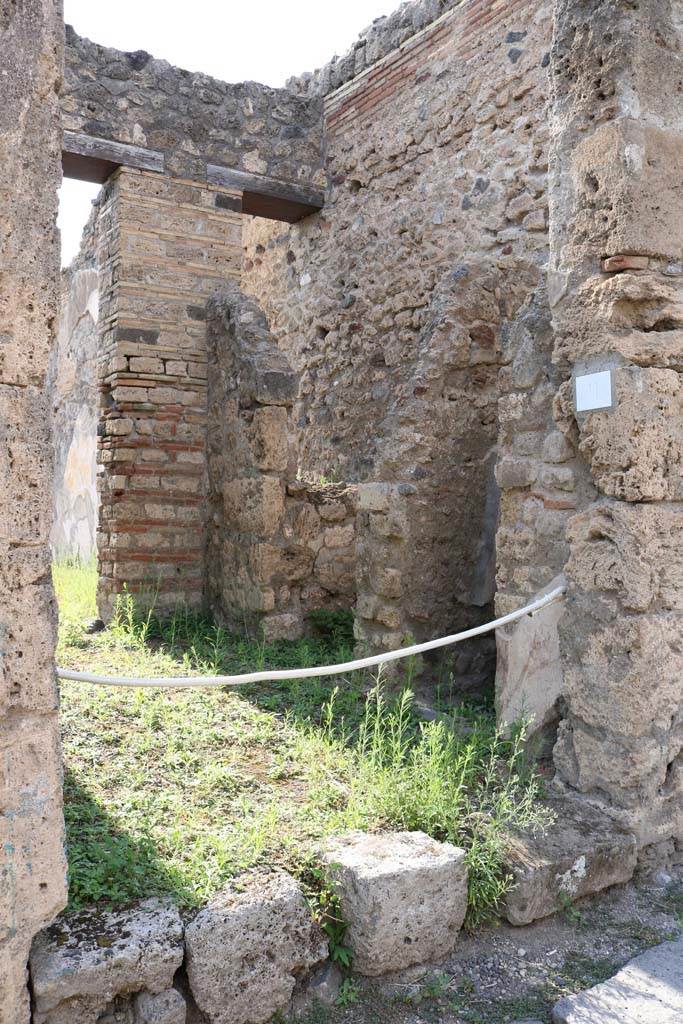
<box><xmin>62</xmin><ymin>26</ymin><xmax>324</xmax><ymax>187</ymax></box>
<box><xmin>49</xmin><ymin>208</ymin><xmax>100</xmax><ymax>561</ymax></box>
<box><xmin>544</xmin><ymin>0</ymin><xmax>683</xmax><ymax>857</ymax></box>
<box><xmin>243</xmin><ymin>0</ymin><xmax>552</xmax><ymax>673</ymax></box>
<box><xmin>206</xmin><ymin>287</ymin><xmax>358</xmax><ymax>641</ymax></box>
<box><xmin>0</xmin><ymin>1</ymin><xmax>68</xmax><ymax>1020</ymax></box>
<box><xmin>95</xmin><ymin>168</ymin><xmax>243</xmax><ymax>619</ymax></box>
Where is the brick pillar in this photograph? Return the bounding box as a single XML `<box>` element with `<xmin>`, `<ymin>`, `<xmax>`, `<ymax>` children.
<box><xmin>95</xmin><ymin>168</ymin><xmax>242</xmax><ymax>619</ymax></box>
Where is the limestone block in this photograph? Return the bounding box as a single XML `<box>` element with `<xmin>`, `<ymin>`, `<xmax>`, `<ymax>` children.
<box><xmin>321</xmin><ymin>831</ymin><xmax>468</xmax><ymax>976</ymax></box>
<box><xmin>358</xmin><ymin>482</ymin><xmax>395</xmax><ymax>512</ymax></box>
<box><xmin>323</xmin><ymin>523</ymin><xmax>354</xmax><ymax>548</ymax></box>
<box><xmin>133</xmin><ymin>988</ymin><xmax>186</xmax><ymax>1024</ymax></box>
<box><xmin>571</xmin><ymin>120</ymin><xmax>683</xmax><ymax>262</ymax></box>
<box><xmin>370</xmin><ymin>566</ymin><xmax>402</xmax><ymax>600</ymax></box>
<box><xmin>495</xmin><ymin>456</ymin><xmax>538</xmax><ymax>490</ymax></box>
<box><xmin>551</xmin><ymin>935</ymin><xmax>683</xmax><ymax>1024</ymax></box>
<box><xmin>185</xmin><ymin>871</ymin><xmax>327</xmax><ymax>1024</ymax></box>
<box><xmin>504</xmin><ymin>796</ymin><xmax>636</xmax><ymax>926</ymax></box>
<box><xmin>560</xmin><ymin>604</ymin><xmax>681</xmax><ymax>742</ymax></box>
<box><xmin>314</xmin><ymin>547</ymin><xmax>356</xmax><ymax>595</ymax></box>
<box><xmin>565</xmin><ymin>502</ymin><xmax>683</xmax><ymax>612</ymax></box>
<box><xmin>249</xmin><ymin>406</ymin><xmax>289</xmax><ymax>471</ymax></box>
<box><xmin>30</xmin><ymin>900</ymin><xmax>184</xmax><ymax>1024</ymax></box>
<box><xmin>495</xmin><ymin>575</ymin><xmax>565</xmax><ymax>737</ymax></box>
<box><xmin>577</xmin><ymin>366</ymin><xmax>682</xmax><ymax>502</ymax></box>
<box><xmin>318</xmin><ymin>500</ymin><xmax>347</xmax><ymax>522</ymax></box>
<box><xmin>222</xmin><ymin>476</ymin><xmax>285</xmax><ymax>535</ymax></box>
<box><xmin>288</xmin><ymin>502</ymin><xmax>322</xmax><ymax>543</ymax></box>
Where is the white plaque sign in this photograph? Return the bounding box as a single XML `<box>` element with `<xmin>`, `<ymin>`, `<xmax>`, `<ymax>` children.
<box><xmin>574</xmin><ymin>369</ymin><xmax>613</xmax><ymax>413</ymax></box>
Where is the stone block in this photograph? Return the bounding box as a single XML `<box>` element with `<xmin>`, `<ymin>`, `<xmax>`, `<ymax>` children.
<box><xmin>503</xmin><ymin>796</ymin><xmax>637</xmax><ymax>926</ymax></box>
<box><xmin>314</xmin><ymin>547</ymin><xmax>356</xmax><ymax>595</ymax></box>
<box><xmin>222</xmin><ymin>475</ymin><xmax>285</xmax><ymax>535</ymax></box>
<box><xmin>577</xmin><ymin>366</ymin><xmax>682</xmax><ymax>502</ymax></box>
<box><xmin>566</xmin><ymin>501</ymin><xmax>683</xmax><ymax>613</ymax></box>
<box><xmin>318</xmin><ymin>500</ymin><xmax>347</xmax><ymax>522</ymax></box>
<box><xmin>370</xmin><ymin>566</ymin><xmax>402</xmax><ymax>600</ymax></box>
<box><xmin>495</xmin><ymin>576</ymin><xmax>565</xmax><ymax>738</ymax></box>
<box><xmin>323</xmin><ymin>523</ymin><xmax>354</xmax><ymax>548</ymax></box>
<box><xmin>134</xmin><ymin>988</ymin><xmax>186</xmax><ymax>1024</ymax></box>
<box><xmin>321</xmin><ymin>831</ymin><xmax>468</xmax><ymax>976</ymax></box>
<box><xmin>249</xmin><ymin>405</ymin><xmax>289</xmax><ymax>471</ymax></box>
<box><xmin>551</xmin><ymin>935</ymin><xmax>683</xmax><ymax>1024</ymax></box>
<box><xmin>185</xmin><ymin>871</ymin><xmax>327</xmax><ymax>1024</ymax></box>
<box><xmin>358</xmin><ymin>482</ymin><xmax>395</xmax><ymax>512</ymax></box>
<box><xmin>495</xmin><ymin>456</ymin><xmax>538</xmax><ymax>490</ymax></box>
<box><xmin>30</xmin><ymin>900</ymin><xmax>184</xmax><ymax>1024</ymax></box>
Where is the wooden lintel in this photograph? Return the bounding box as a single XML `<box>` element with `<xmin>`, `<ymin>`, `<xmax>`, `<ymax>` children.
<box><xmin>62</xmin><ymin>131</ymin><xmax>164</xmax><ymax>183</ymax></box>
<box><xmin>207</xmin><ymin>164</ymin><xmax>324</xmax><ymax>223</ymax></box>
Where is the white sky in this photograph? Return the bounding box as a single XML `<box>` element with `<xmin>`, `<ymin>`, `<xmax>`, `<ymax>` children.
<box><xmin>59</xmin><ymin>0</ymin><xmax>399</xmax><ymax>264</ymax></box>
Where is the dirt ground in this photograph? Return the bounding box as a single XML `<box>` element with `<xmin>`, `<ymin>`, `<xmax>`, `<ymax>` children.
<box><xmin>298</xmin><ymin>870</ymin><xmax>683</xmax><ymax>1024</ymax></box>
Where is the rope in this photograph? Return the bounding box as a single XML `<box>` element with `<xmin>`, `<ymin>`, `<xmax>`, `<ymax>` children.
<box><xmin>56</xmin><ymin>585</ymin><xmax>566</xmax><ymax>689</ymax></box>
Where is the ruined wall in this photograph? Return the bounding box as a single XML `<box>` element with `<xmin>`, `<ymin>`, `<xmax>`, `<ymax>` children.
<box><xmin>49</xmin><ymin>208</ymin><xmax>100</xmax><ymax>561</ymax></box>
<box><xmin>544</xmin><ymin>0</ymin><xmax>683</xmax><ymax>857</ymax></box>
<box><xmin>62</xmin><ymin>27</ymin><xmax>324</xmax><ymax>186</ymax></box>
<box><xmin>0</xmin><ymin>1</ymin><xmax>68</xmax><ymax>1020</ymax></box>
<box><xmin>206</xmin><ymin>287</ymin><xmax>357</xmax><ymax>641</ymax></box>
<box><xmin>244</xmin><ymin>0</ymin><xmax>552</xmax><ymax>670</ymax></box>
<box><xmin>95</xmin><ymin>168</ymin><xmax>243</xmax><ymax>619</ymax></box>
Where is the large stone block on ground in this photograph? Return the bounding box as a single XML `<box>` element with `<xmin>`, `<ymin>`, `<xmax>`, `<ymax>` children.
<box><xmin>30</xmin><ymin>899</ymin><xmax>184</xmax><ymax>1024</ymax></box>
<box><xmin>321</xmin><ymin>831</ymin><xmax>468</xmax><ymax>976</ymax></box>
<box><xmin>184</xmin><ymin>871</ymin><xmax>327</xmax><ymax>1024</ymax></box>
<box><xmin>504</xmin><ymin>796</ymin><xmax>637</xmax><ymax>926</ymax></box>
<box><xmin>551</xmin><ymin>935</ymin><xmax>683</xmax><ymax>1023</ymax></box>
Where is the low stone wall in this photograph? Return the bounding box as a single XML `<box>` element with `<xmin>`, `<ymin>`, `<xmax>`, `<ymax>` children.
<box><xmin>29</xmin><ymin>814</ymin><xmax>638</xmax><ymax>1022</ymax></box>
<box><xmin>206</xmin><ymin>287</ymin><xmax>358</xmax><ymax>641</ymax></box>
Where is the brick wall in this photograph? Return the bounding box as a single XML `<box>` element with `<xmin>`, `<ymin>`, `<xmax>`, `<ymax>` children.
<box><xmin>95</xmin><ymin>169</ymin><xmax>242</xmax><ymax>618</ymax></box>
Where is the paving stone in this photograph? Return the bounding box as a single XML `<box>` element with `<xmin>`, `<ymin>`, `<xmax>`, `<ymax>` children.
<box><xmin>551</xmin><ymin>935</ymin><xmax>683</xmax><ymax>1023</ymax></box>
<box><xmin>322</xmin><ymin>831</ymin><xmax>468</xmax><ymax>976</ymax></box>
<box><xmin>504</xmin><ymin>796</ymin><xmax>637</xmax><ymax>925</ymax></box>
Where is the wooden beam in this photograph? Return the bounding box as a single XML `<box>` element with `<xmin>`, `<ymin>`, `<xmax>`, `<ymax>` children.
<box><xmin>207</xmin><ymin>164</ymin><xmax>324</xmax><ymax>223</ymax></box>
<box><xmin>62</xmin><ymin>131</ymin><xmax>164</xmax><ymax>182</ymax></box>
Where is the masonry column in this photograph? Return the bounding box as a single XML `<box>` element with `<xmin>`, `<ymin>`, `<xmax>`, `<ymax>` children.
<box><xmin>0</xmin><ymin>2</ymin><xmax>67</xmax><ymax>1020</ymax></box>
<box><xmin>95</xmin><ymin>168</ymin><xmax>242</xmax><ymax>618</ymax></box>
<box><xmin>548</xmin><ymin>0</ymin><xmax>682</xmax><ymax>858</ymax></box>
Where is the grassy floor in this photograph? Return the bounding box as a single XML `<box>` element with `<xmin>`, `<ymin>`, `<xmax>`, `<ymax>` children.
<box><xmin>55</xmin><ymin>559</ymin><xmax>551</xmax><ymax>926</ymax></box>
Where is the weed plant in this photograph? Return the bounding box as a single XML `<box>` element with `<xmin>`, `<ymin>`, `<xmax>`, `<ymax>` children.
<box><xmin>55</xmin><ymin>558</ymin><xmax>551</xmax><ymax>927</ymax></box>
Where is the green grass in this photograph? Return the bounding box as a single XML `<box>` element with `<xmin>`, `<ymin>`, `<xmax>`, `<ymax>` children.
<box><xmin>55</xmin><ymin>559</ymin><xmax>551</xmax><ymax>925</ymax></box>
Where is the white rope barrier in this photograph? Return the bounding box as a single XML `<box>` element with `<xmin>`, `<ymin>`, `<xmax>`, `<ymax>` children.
<box><xmin>56</xmin><ymin>585</ymin><xmax>566</xmax><ymax>690</ymax></box>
